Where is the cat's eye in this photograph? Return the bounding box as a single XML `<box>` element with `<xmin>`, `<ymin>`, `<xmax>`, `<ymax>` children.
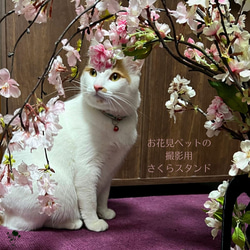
<box><xmin>89</xmin><ymin>68</ymin><xmax>97</xmax><ymax>77</ymax></box>
<box><xmin>110</xmin><ymin>73</ymin><xmax>121</xmax><ymax>81</ymax></box>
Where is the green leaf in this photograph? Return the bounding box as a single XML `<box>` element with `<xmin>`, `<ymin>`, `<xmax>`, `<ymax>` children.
<box><xmin>241</xmin><ymin>211</ymin><xmax>250</xmax><ymax>224</ymax></box>
<box><xmin>213</xmin><ymin>209</ymin><xmax>223</xmax><ymax>222</ymax></box>
<box><xmin>232</xmin><ymin>226</ymin><xmax>245</xmax><ymax>249</ymax></box>
<box><xmin>208</xmin><ymin>80</ymin><xmax>248</xmax><ymax>114</ymax></box>
<box><xmin>123</xmin><ymin>44</ymin><xmax>152</xmax><ymax>60</ymax></box>
<box><xmin>216</xmin><ymin>196</ymin><xmax>224</xmax><ymax>205</ymax></box>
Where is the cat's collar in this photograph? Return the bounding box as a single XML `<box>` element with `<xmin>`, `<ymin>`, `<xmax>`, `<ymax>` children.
<box><xmin>101</xmin><ymin>110</ymin><xmax>126</xmax><ymax>132</ymax></box>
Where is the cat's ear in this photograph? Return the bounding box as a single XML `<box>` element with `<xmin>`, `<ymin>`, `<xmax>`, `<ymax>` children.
<box><xmin>123</xmin><ymin>57</ymin><xmax>145</xmax><ymax>75</ymax></box>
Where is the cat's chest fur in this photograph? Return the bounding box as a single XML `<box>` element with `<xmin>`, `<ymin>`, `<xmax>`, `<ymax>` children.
<box><xmin>59</xmin><ymin>94</ymin><xmax>138</xmax><ymax>151</ymax></box>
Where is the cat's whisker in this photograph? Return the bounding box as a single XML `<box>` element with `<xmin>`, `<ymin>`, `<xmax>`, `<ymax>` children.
<box><xmin>108</xmin><ymin>96</ymin><xmax>133</xmax><ymax>116</ymax></box>
<box><xmin>112</xmin><ymin>95</ymin><xmax>137</xmax><ymax>113</ymax></box>
<box><xmin>68</xmin><ymin>79</ymin><xmax>80</xmax><ymax>85</ymax></box>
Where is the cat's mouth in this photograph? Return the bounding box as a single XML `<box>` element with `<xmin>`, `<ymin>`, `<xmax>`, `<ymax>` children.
<box><xmin>94</xmin><ymin>93</ymin><xmax>106</xmax><ymax>104</ymax></box>
<box><xmin>94</xmin><ymin>89</ymin><xmax>109</xmax><ymax>103</ymax></box>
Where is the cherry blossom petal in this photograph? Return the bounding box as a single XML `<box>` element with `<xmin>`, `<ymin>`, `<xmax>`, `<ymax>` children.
<box><xmin>0</xmin><ymin>68</ymin><xmax>10</xmax><ymax>86</ymax></box>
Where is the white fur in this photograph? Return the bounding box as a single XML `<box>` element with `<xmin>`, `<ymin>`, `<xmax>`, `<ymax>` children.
<box><xmin>1</xmin><ymin>58</ymin><xmax>143</xmax><ymax>232</ymax></box>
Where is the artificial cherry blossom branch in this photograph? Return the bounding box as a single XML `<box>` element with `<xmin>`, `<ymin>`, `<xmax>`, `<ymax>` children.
<box><xmin>146</xmin><ymin>6</ymin><xmax>215</xmax><ymax>78</ymax></box>
<box><xmin>8</xmin><ymin>0</ymin><xmax>52</xmax><ymax>76</ymax></box>
<box><xmin>0</xmin><ymin>9</ymin><xmax>15</xmax><ymax>24</ymax></box>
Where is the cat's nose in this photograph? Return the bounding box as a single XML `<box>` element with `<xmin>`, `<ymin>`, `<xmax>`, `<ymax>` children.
<box><xmin>94</xmin><ymin>85</ymin><xmax>103</xmax><ymax>92</ymax></box>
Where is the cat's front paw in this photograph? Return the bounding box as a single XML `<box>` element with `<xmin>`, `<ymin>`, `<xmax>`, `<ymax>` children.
<box><xmin>98</xmin><ymin>208</ymin><xmax>116</xmax><ymax>220</ymax></box>
<box><xmin>85</xmin><ymin>219</ymin><xmax>109</xmax><ymax>232</ymax></box>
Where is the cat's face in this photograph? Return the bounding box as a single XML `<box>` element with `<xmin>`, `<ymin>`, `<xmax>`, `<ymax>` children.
<box><xmin>80</xmin><ymin>58</ymin><xmax>143</xmax><ymax>116</ymax></box>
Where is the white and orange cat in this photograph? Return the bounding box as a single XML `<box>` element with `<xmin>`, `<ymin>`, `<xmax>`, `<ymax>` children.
<box><xmin>0</xmin><ymin>56</ymin><xmax>144</xmax><ymax>232</ymax></box>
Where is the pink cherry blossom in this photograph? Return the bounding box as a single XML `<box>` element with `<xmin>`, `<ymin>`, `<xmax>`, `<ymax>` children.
<box><xmin>13</xmin><ymin>0</ymin><xmax>48</xmax><ymax>23</ymax></box>
<box><xmin>169</xmin><ymin>2</ymin><xmax>198</xmax><ymax>31</ymax></box>
<box><xmin>88</xmin><ymin>43</ymin><xmax>113</xmax><ymax>72</ymax></box>
<box><xmin>205</xmin><ymin>44</ymin><xmax>220</xmax><ymax>62</ymax></box>
<box><xmin>109</xmin><ymin>18</ymin><xmax>129</xmax><ymax>46</ymax></box>
<box><xmin>96</xmin><ymin>0</ymin><xmax>120</xmax><ymax>14</ymax></box>
<box><xmin>204</xmin><ymin>96</ymin><xmax>233</xmax><ymax>137</ymax></box>
<box><xmin>61</xmin><ymin>39</ymin><xmax>81</xmax><ymax>67</ymax></box>
<box><xmin>12</xmin><ymin>163</ymin><xmax>33</xmax><ymax>193</ymax></box>
<box><xmin>203</xmin><ymin>21</ymin><xmax>221</xmax><ymax>40</ymax></box>
<box><xmin>45</xmin><ymin>96</ymin><xmax>65</xmax><ymax>117</ymax></box>
<box><xmin>150</xmin><ymin>10</ymin><xmax>160</xmax><ymax>21</ymax></box>
<box><xmin>0</xmin><ymin>68</ymin><xmax>21</xmax><ymax>98</ymax></box>
<box><xmin>94</xmin><ymin>25</ymin><xmax>109</xmax><ymax>43</ymax></box>
<box><xmin>48</xmin><ymin>56</ymin><xmax>66</xmax><ymax>97</ymax></box>
<box><xmin>37</xmin><ymin>173</ymin><xmax>57</xmax><ymax>196</ymax></box>
<box><xmin>9</xmin><ymin>96</ymin><xmax>64</xmax><ymax>152</ymax></box>
<box><xmin>38</xmin><ymin>194</ymin><xmax>60</xmax><ymax>216</ymax></box>
<box><xmin>184</xmin><ymin>38</ymin><xmax>205</xmax><ymax>63</ymax></box>
<box><xmin>227</xmin><ymin>59</ymin><xmax>250</xmax><ymax>83</ymax></box>
<box><xmin>155</xmin><ymin>21</ymin><xmax>171</xmax><ymax>38</ymax></box>
<box><xmin>206</xmin><ymin>96</ymin><xmax>233</xmax><ymax>121</ymax></box>
<box><xmin>23</xmin><ymin>3</ymin><xmax>47</xmax><ymax>24</ymax></box>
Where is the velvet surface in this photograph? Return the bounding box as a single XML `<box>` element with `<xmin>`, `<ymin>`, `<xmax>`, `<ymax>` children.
<box><xmin>0</xmin><ymin>194</ymin><xmax>220</xmax><ymax>249</ymax></box>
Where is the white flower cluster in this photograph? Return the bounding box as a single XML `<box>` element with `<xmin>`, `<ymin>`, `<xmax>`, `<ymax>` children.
<box><xmin>165</xmin><ymin>74</ymin><xmax>196</xmax><ymax>122</ymax></box>
<box><xmin>204</xmin><ymin>181</ymin><xmax>229</xmax><ymax>239</ymax></box>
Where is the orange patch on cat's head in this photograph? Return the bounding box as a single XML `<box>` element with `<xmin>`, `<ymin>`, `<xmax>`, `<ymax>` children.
<box><xmin>112</xmin><ymin>60</ymin><xmax>131</xmax><ymax>84</ymax></box>
<box><xmin>83</xmin><ymin>60</ymin><xmax>131</xmax><ymax>84</ymax></box>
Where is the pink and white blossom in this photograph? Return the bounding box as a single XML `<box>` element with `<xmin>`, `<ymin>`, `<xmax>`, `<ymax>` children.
<box><xmin>203</xmin><ymin>21</ymin><xmax>222</xmax><ymax>41</ymax></box>
<box><xmin>208</xmin><ymin>180</ymin><xmax>229</xmax><ymax>199</ymax></box>
<box><xmin>37</xmin><ymin>173</ymin><xmax>57</xmax><ymax>196</ymax></box>
<box><xmin>0</xmin><ymin>68</ymin><xmax>21</xmax><ymax>98</ymax></box>
<box><xmin>229</xmin><ymin>163</ymin><xmax>239</xmax><ymax>176</ymax></box>
<box><xmin>10</xmin><ymin>96</ymin><xmax>64</xmax><ymax>152</ymax></box>
<box><xmin>204</xmin><ymin>199</ymin><xmax>220</xmax><ymax>217</ymax></box>
<box><xmin>205</xmin><ymin>217</ymin><xmax>222</xmax><ymax>239</ymax></box>
<box><xmin>96</xmin><ymin>0</ymin><xmax>120</xmax><ymax>14</ymax></box>
<box><xmin>109</xmin><ymin>19</ymin><xmax>129</xmax><ymax>45</ymax></box>
<box><xmin>168</xmin><ymin>74</ymin><xmax>196</xmax><ymax>101</ymax></box>
<box><xmin>61</xmin><ymin>39</ymin><xmax>81</xmax><ymax>67</ymax></box>
<box><xmin>184</xmin><ymin>38</ymin><xmax>206</xmax><ymax>64</ymax></box>
<box><xmin>13</xmin><ymin>0</ymin><xmax>48</xmax><ymax>23</ymax></box>
<box><xmin>23</xmin><ymin>3</ymin><xmax>47</xmax><ymax>24</ymax></box>
<box><xmin>204</xmin><ymin>96</ymin><xmax>233</xmax><ymax>137</ymax></box>
<box><xmin>169</xmin><ymin>2</ymin><xmax>198</xmax><ymax>31</ymax></box>
<box><xmin>232</xmin><ymin>140</ymin><xmax>250</xmax><ymax>174</ymax></box>
<box><xmin>12</xmin><ymin>163</ymin><xmax>33</xmax><ymax>192</ymax></box>
<box><xmin>38</xmin><ymin>194</ymin><xmax>60</xmax><ymax>216</ymax></box>
<box><xmin>165</xmin><ymin>75</ymin><xmax>196</xmax><ymax>123</ymax></box>
<box><xmin>48</xmin><ymin>56</ymin><xmax>66</xmax><ymax>97</ymax></box>
<box><xmin>88</xmin><ymin>43</ymin><xmax>113</xmax><ymax>72</ymax></box>
<box><xmin>155</xmin><ymin>22</ymin><xmax>171</xmax><ymax>38</ymax></box>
